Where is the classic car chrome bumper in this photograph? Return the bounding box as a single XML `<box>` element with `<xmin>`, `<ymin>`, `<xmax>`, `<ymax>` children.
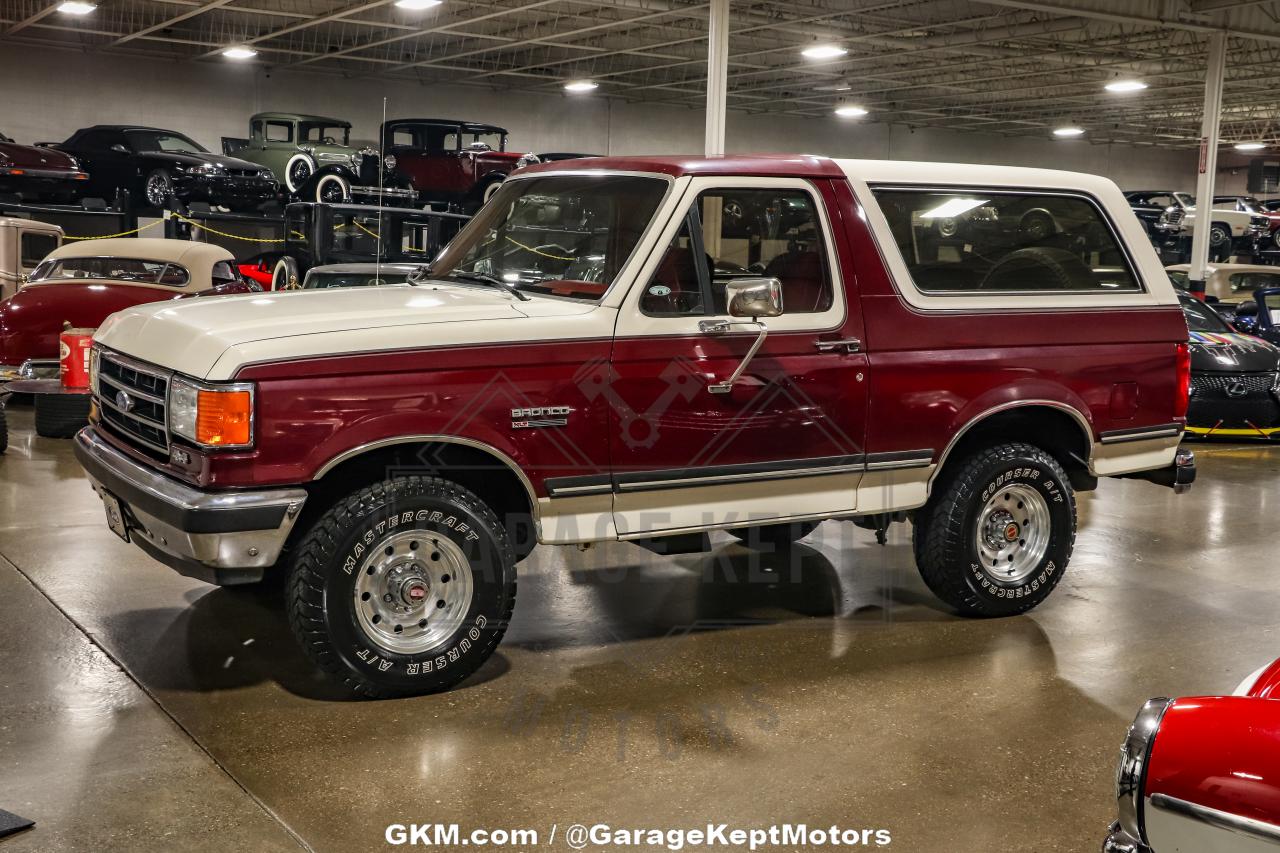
<box><xmin>1102</xmin><ymin>822</ymin><xmax>1149</xmax><ymax>853</ymax></box>
<box><xmin>74</xmin><ymin>426</ymin><xmax>307</xmax><ymax>585</ymax></box>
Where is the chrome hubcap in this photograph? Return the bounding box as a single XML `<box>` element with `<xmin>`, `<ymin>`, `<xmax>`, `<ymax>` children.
<box><xmin>354</xmin><ymin>531</ymin><xmax>473</xmax><ymax>654</ymax></box>
<box><xmin>975</xmin><ymin>483</ymin><xmax>1050</xmax><ymax>584</ymax></box>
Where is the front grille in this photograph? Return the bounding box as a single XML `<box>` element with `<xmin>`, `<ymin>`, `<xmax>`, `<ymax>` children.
<box><xmin>1191</xmin><ymin>371</ymin><xmax>1277</xmax><ymax>396</ymax></box>
<box><xmin>226</xmin><ymin>168</ymin><xmax>262</xmax><ymax>179</ymax></box>
<box><xmin>96</xmin><ymin>350</ymin><xmax>171</xmax><ymax>458</ymax></box>
<box><xmin>1161</xmin><ymin>208</ymin><xmax>1185</xmax><ymax>229</ymax></box>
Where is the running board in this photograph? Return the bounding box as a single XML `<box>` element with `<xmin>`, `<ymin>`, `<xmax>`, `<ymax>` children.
<box><xmin>631</xmin><ymin>533</ymin><xmax>712</xmax><ymax>555</ymax></box>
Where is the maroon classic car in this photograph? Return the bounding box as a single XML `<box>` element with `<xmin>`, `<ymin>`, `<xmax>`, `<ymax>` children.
<box><xmin>0</xmin><ymin>238</ymin><xmax>258</xmax><ymax>373</ymax></box>
<box><xmin>382</xmin><ymin>118</ymin><xmax>578</xmax><ymax>211</ymax></box>
<box><xmin>0</xmin><ymin>130</ymin><xmax>89</xmax><ymax>203</ymax></box>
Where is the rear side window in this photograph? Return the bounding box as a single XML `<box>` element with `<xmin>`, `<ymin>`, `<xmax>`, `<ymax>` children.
<box><xmin>871</xmin><ymin>188</ymin><xmax>1142</xmax><ymax>295</ymax></box>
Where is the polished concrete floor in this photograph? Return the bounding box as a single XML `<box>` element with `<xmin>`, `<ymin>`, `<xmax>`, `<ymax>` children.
<box><xmin>1</xmin><ymin>401</ymin><xmax>1277</xmax><ymax>852</ymax></box>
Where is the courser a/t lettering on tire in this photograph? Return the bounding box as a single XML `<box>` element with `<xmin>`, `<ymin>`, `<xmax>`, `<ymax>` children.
<box><xmin>913</xmin><ymin>442</ymin><xmax>1076</xmax><ymax>617</ymax></box>
<box><xmin>286</xmin><ymin>475</ymin><xmax>516</xmax><ymax>698</ymax></box>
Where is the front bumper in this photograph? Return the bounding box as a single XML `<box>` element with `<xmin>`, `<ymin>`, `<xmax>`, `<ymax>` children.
<box><xmin>174</xmin><ymin>174</ymin><xmax>278</xmax><ymax>204</ymax></box>
<box><xmin>349</xmin><ymin>184</ymin><xmax>416</xmax><ymax>205</ymax></box>
<box><xmin>0</xmin><ymin>166</ymin><xmax>89</xmax><ymax>197</ymax></box>
<box><xmin>1102</xmin><ymin>822</ymin><xmax>1149</xmax><ymax>853</ymax></box>
<box><xmin>73</xmin><ymin>426</ymin><xmax>307</xmax><ymax>585</ymax></box>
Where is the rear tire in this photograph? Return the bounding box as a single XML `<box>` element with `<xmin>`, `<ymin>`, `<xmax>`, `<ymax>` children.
<box><xmin>913</xmin><ymin>442</ymin><xmax>1075</xmax><ymax>617</ymax></box>
<box><xmin>34</xmin><ymin>393</ymin><xmax>90</xmax><ymax>439</ymax></box>
<box><xmin>286</xmin><ymin>476</ymin><xmax>516</xmax><ymax>698</ymax></box>
<box><xmin>728</xmin><ymin>521</ymin><xmax>818</xmax><ymax>550</ymax></box>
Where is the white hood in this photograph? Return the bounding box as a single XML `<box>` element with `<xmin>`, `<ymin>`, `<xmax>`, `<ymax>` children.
<box><xmin>95</xmin><ymin>283</ymin><xmax>604</xmax><ymax>380</ymax></box>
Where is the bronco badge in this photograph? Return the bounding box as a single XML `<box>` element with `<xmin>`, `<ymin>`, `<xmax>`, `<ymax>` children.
<box><xmin>511</xmin><ymin>406</ymin><xmax>573</xmax><ymax>429</ymax></box>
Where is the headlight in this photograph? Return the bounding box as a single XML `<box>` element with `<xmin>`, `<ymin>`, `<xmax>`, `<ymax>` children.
<box><xmin>169</xmin><ymin>376</ymin><xmax>254</xmax><ymax>448</ymax></box>
<box><xmin>383</xmin><ymin>154</ymin><xmax>397</xmax><ymax>170</ymax></box>
<box><xmin>88</xmin><ymin>347</ymin><xmax>100</xmax><ymax>395</ymax></box>
<box><xmin>1114</xmin><ymin>698</ymin><xmax>1173</xmax><ymax>842</ymax></box>
<box><xmin>515</xmin><ymin>153</ymin><xmax>541</xmax><ymax>169</ymax></box>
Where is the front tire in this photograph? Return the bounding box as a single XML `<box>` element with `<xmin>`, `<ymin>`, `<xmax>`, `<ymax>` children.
<box><xmin>286</xmin><ymin>476</ymin><xmax>516</xmax><ymax>698</ymax></box>
<box><xmin>315</xmin><ymin>173</ymin><xmax>350</xmax><ymax>204</ymax></box>
<box><xmin>143</xmin><ymin>169</ymin><xmax>173</xmax><ymax>208</ymax></box>
<box><xmin>913</xmin><ymin>442</ymin><xmax>1075</xmax><ymax>617</ymax></box>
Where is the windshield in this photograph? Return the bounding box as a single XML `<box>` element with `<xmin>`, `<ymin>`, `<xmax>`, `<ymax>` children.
<box><xmin>1181</xmin><ymin>295</ymin><xmax>1232</xmax><ymax>333</ymax></box>
<box><xmin>428</xmin><ymin>175</ymin><xmax>670</xmax><ymax>300</ymax></box>
<box><xmin>124</xmin><ymin>130</ymin><xmax>207</xmax><ymax>154</ymax></box>
<box><xmin>1175</xmin><ymin>192</ymin><xmax>1195</xmax><ymax>208</ymax></box>
<box><xmin>464</xmin><ymin>130</ymin><xmax>506</xmax><ymax>151</ymax></box>
<box><xmin>303</xmin><ymin>271</ymin><xmax>411</xmax><ymax>289</ymax></box>
<box><xmin>299</xmin><ymin>123</ymin><xmax>350</xmax><ymax>146</ymax></box>
<box><xmin>29</xmin><ymin>257</ymin><xmax>189</xmax><ymax>286</ymax></box>
<box><xmin>1229</xmin><ymin>272</ymin><xmax>1280</xmax><ymax>292</ymax></box>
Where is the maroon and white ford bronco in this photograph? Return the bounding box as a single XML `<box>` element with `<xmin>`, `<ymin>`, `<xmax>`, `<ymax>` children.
<box><xmin>74</xmin><ymin>155</ymin><xmax>1195</xmax><ymax>697</ymax></box>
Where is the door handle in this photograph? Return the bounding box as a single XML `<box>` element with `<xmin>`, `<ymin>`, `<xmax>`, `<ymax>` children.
<box><xmin>815</xmin><ymin>337</ymin><xmax>862</xmax><ymax>354</ymax></box>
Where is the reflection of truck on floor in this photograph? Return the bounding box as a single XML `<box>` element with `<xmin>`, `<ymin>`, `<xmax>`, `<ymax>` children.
<box><xmin>0</xmin><ymin>217</ymin><xmax>63</xmax><ymax>301</ymax></box>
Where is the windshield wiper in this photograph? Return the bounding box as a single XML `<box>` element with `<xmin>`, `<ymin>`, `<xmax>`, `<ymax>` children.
<box><xmin>437</xmin><ymin>270</ymin><xmax>529</xmax><ymax>301</ymax></box>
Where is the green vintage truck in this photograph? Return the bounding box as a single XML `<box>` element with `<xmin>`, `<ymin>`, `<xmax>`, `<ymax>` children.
<box><xmin>223</xmin><ymin>112</ymin><xmax>417</xmax><ymax>206</ymax></box>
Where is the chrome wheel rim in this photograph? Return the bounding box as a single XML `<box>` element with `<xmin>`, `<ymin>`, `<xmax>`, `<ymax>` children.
<box><xmin>975</xmin><ymin>483</ymin><xmax>1050</xmax><ymax>584</ymax></box>
<box><xmin>146</xmin><ymin>174</ymin><xmax>169</xmax><ymax>206</ymax></box>
<box><xmin>354</xmin><ymin>530</ymin><xmax>474</xmax><ymax>655</ymax></box>
<box><xmin>289</xmin><ymin>160</ymin><xmax>311</xmax><ymax>188</ymax></box>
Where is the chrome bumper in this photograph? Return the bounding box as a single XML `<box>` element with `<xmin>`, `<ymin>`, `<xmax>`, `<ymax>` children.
<box><xmin>1102</xmin><ymin>822</ymin><xmax>1149</xmax><ymax>853</ymax></box>
<box><xmin>74</xmin><ymin>426</ymin><xmax>307</xmax><ymax>585</ymax></box>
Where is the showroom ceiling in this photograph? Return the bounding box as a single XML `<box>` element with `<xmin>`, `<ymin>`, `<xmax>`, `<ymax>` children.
<box><xmin>7</xmin><ymin>0</ymin><xmax>1280</xmax><ymax>148</ymax></box>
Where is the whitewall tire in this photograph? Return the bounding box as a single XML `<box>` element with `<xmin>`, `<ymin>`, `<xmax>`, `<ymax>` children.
<box><xmin>285</xmin><ymin>153</ymin><xmax>315</xmax><ymax>194</ymax></box>
<box><xmin>315</xmin><ymin>173</ymin><xmax>350</xmax><ymax>204</ymax></box>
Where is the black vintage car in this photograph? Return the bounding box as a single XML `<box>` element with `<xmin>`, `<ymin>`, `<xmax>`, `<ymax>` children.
<box><xmin>1181</xmin><ymin>293</ymin><xmax>1280</xmax><ymax>440</ymax></box>
<box><xmin>54</xmin><ymin>125</ymin><xmax>278</xmax><ymax>212</ymax></box>
<box><xmin>1124</xmin><ymin>190</ymin><xmax>1179</xmax><ymax>236</ymax></box>
<box><xmin>269</xmin><ymin>202</ymin><xmax>468</xmax><ymax>290</ymax></box>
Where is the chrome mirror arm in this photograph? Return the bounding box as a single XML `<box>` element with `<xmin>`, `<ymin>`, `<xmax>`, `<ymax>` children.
<box><xmin>702</xmin><ymin>318</ymin><xmax>768</xmax><ymax>394</ymax></box>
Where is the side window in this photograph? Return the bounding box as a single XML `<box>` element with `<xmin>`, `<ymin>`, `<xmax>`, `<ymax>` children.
<box><xmin>20</xmin><ymin>233</ymin><xmax>58</xmax><ymax>268</ymax></box>
<box><xmin>641</xmin><ymin>186</ymin><xmax>834</xmax><ymax>316</ymax></box>
<box><xmin>870</xmin><ymin>188</ymin><xmax>1142</xmax><ymax>294</ymax></box>
<box><xmin>393</xmin><ymin>130</ymin><xmax>415</xmax><ymax>147</ymax></box>
<box><xmin>265</xmin><ymin>122</ymin><xmax>292</xmax><ymax>143</ymax></box>
<box><xmin>251</xmin><ymin>120</ymin><xmax>263</xmax><ymax>139</ymax></box>
<box><xmin>157</xmin><ymin>264</ymin><xmax>190</xmax><ymax>286</ymax></box>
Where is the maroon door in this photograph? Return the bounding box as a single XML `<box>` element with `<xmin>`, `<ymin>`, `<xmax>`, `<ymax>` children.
<box><xmin>606</xmin><ymin>178</ymin><xmax>869</xmax><ymax>535</ymax></box>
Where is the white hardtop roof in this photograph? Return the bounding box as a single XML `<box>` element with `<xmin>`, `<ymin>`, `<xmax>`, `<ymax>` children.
<box><xmin>833</xmin><ymin>158</ymin><xmax>1121</xmax><ymax>195</ymax></box>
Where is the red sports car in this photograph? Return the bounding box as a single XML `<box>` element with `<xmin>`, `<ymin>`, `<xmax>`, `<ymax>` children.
<box><xmin>1104</xmin><ymin>656</ymin><xmax>1280</xmax><ymax>851</ymax></box>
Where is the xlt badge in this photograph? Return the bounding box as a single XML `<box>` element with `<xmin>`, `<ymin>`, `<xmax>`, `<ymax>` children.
<box><xmin>511</xmin><ymin>406</ymin><xmax>573</xmax><ymax>429</ymax></box>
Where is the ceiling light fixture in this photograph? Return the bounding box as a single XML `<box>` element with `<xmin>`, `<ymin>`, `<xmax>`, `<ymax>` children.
<box><xmin>1053</xmin><ymin>126</ymin><xmax>1085</xmax><ymax>137</ymax></box>
<box><xmin>57</xmin><ymin>1</ymin><xmax>96</xmax><ymax>13</ymax></box>
<box><xmin>394</xmin><ymin>0</ymin><xmax>442</xmax><ymax>9</ymax></box>
<box><xmin>1235</xmin><ymin>142</ymin><xmax>1266</xmax><ymax>151</ymax></box>
<box><xmin>563</xmin><ymin>80</ymin><xmax>598</xmax><ymax>92</ymax></box>
<box><xmin>802</xmin><ymin>44</ymin><xmax>848</xmax><ymax>60</ymax></box>
<box><xmin>1105</xmin><ymin>79</ymin><xmax>1148</xmax><ymax>93</ymax></box>
<box><xmin>834</xmin><ymin>105</ymin><xmax>868</xmax><ymax>118</ymax></box>
<box><xmin>222</xmin><ymin>46</ymin><xmax>258</xmax><ymax>59</ymax></box>
<box><xmin>816</xmin><ymin>81</ymin><xmax>853</xmax><ymax>92</ymax></box>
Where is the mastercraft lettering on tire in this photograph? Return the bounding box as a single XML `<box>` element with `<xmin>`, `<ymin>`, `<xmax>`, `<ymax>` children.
<box><xmin>74</xmin><ymin>155</ymin><xmax>1194</xmax><ymax>696</ymax></box>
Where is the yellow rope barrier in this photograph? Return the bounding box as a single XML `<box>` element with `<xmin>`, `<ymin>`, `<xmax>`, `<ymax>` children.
<box><xmin>63</xmin><ymin>219</ymin><xmax>165</xmax><ymax>240</ymax></box>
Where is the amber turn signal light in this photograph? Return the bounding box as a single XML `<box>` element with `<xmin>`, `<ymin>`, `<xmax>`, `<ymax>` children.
<box><xmin>196</xmin><ymin>388</ymin><xmax>252</xmax><ymax>446</ymax></box>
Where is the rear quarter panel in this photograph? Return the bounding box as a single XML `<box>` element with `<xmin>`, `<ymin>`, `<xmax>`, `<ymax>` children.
<box><xmin>0</xmin><ymin>282</ymin><xmax>181</xmax><ymax>364</ymax></box>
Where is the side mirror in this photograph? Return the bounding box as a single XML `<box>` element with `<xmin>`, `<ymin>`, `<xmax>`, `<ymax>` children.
<box><xmin>700</xmin><ymin>278</ymin><xmax>783</xmax><ymax>394</ymax></box>
<box><xmin>109</xmin><ymin>144</ymin><xmax>129</xmax><ymax>154</ymax></box>
<box><xmin>725</xmin><ymin>277</ymin><xmax>784</xmax><ymax>318</ymax></box>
